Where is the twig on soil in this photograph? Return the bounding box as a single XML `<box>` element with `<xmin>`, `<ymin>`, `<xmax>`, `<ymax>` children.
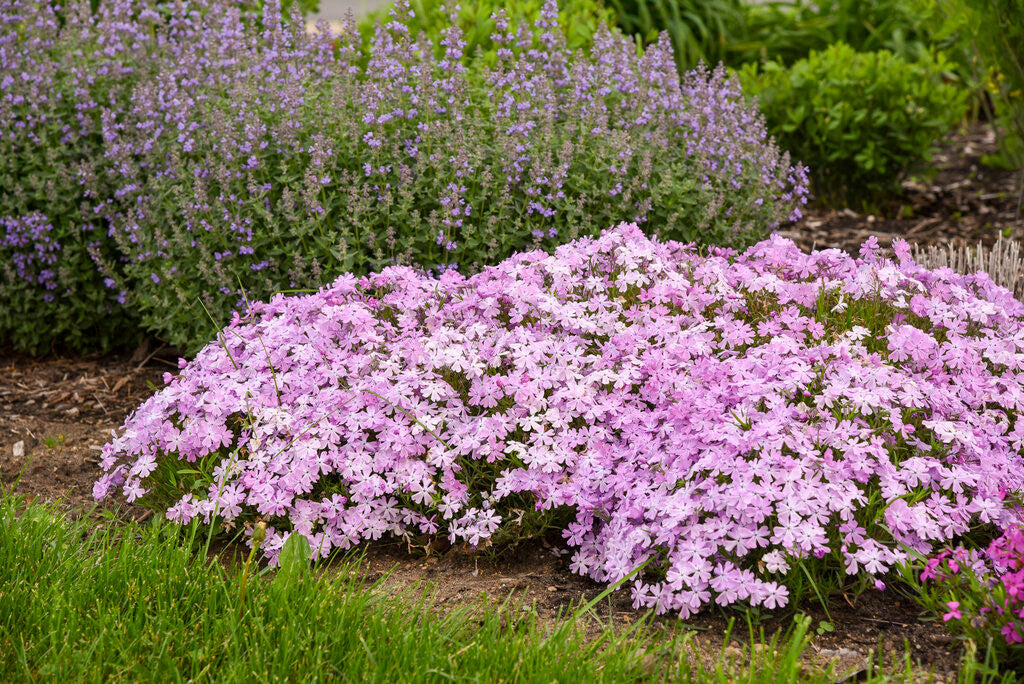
<box><xmin>906</xmin><ymin>218</ymin><xmax>940</xmax><ymax>235</ymax></box>
<box><xmin>858</xmin><ymin>617</ymin><xmax>917</xmax><ymax>628</ymax></box>
<box><xmin>133</xmin><ymin>344</ymin><xmax>165</xmax><ymax>372</ymax></box>
<box><xmin>91</xmin><ymin>393</ymin><xmax>109</xmax><ymax>417</ymax></box>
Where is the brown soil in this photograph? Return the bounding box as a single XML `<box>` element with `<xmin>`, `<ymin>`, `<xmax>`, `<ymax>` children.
<box><xmin>0</xmin><ymin>347</ymin><xmax>168</xmax><ymax>515</ymax></box>
<box><xmin>780</xmin><ymin>124</ymin><xmax>1022</xmax><ymax>255</ymax></box>
<box><xmin>4</xmin><ymin>124</ymin><xmax>1018</xmax><ymax>681</ymax></box>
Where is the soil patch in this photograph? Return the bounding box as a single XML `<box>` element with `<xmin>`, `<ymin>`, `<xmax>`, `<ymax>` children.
<box><xmin>0</xmin><ymin>348</ymin><xmax>169</xmax><ymax>515</ymax></box>
<box><xmin>780</xmin><ymin>124</ymin><xmax>1022</xmax><ymax>255</ymax></box>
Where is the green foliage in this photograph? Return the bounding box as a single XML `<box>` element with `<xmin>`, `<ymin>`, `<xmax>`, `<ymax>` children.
<box><xmin>278</xmin><ymin>0</ymin><xmax>319</xmax><ymax>15</ymax></box>
<box><xmin>936</xmin><ymin>0</ymin><xmax>1024</xmax><ymax>172</ymax></box>
<box><xmin>1</xmin><ymin>491</ymin><xmax>1008</xmax><ymax>682</ymax></box>
<box><xmin>275</xmin><ymin>531</ymin><xmax>312</xmax><ymax>584</ymax></box>
<box><xmin>0</xmin><ymin>7</ymin><xmax>142</xmax><ymax>355</ymax></box>
<box><xmin>738</xmin><ymin>44</ymin><xmax>969</xmax><ymax>207</ymax></box>
<box><xmin>897</xmin><ymin>550</ymin><xmax>1023</xmax><ymax>677</ymax></box>
<box><xmin>1</xmin><ymin>491</ymin><xmax>1016</xmax><ymax>681</ymax></box>
<box><xmin>974</xmin><ymin>0</ymin><xmax>1024</xmax><ymax>172</ymax></box>
<box><xmin>604</xmin><ymin>0</ymin><xmax>967</xmax><ymax>73</ymax></box>
<box><xmin>0</xmin><ymin>229</ymin><xmax>138</xmax><ymax>356</ymax></box>
<box><xmin>242</xmin><ymin>0</ymin><xmax>320</xmax><ymax>19</ymax></box>
<box><xmin>729</xmin><ymin>0</ymin><xmax>958</xmax><ymax>68</ymax></box>
<box><xmin>606</xmin><ymin>0</ymin><xmax>745</xmax><ymax>72</ymax></box>
<box><xmin>0</xmin><ymin>491</ymin><xmax>846</xmax><ymax>683</ymax></box>
<box><xmin>358</xmin><ymin>0</ymin><xmax>614</xmax><ymax>60</ymax></box>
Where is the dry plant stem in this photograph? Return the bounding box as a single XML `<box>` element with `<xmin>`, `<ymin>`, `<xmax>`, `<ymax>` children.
<box><xmin>1016</xmin><ymin>169</ymin><xmax>1023</xmax><ymax>228</ymax></box>
<box><xmin>913</xmin><ymin>236</ymin><xmax>1024</xmax><ymax>298</ymax></box>
<box><xmin>238</xmin><ymin>521</ymin><xmax>267</xmax><ymax>617</ymax></box>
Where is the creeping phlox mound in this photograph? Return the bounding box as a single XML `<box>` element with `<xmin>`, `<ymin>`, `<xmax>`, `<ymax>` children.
<box><xmin>96</xmin><ymin>224</ymin><xmax>1024</xmax><ymax>616</ymax></box>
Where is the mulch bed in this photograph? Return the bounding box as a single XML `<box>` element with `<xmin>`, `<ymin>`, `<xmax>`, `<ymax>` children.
<box><xmin>781</xmin><ymin>124</ymin><xmax>1022</xmax><ymax>254</ymax></box>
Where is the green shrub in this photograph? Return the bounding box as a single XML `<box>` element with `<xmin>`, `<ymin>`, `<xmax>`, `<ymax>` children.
<box><xmin>941</xmin><ymin>0</ymin><xmax>1024</xmax><ymax>172</ymax></box>
<box><xmin>738</xmin><ymin>43</ymin><xmax>968</xmax><ymax>207</ymax></box>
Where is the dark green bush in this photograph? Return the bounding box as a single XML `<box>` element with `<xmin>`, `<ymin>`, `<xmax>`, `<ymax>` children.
<box><xmin>738</xmin><ymin>43</ymin><xmax>968</xmax><ymax>207</ymax></box>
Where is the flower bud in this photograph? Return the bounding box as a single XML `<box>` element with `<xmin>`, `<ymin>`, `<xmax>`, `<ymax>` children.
<box><xmin>251</xmin><ymin>521</ymin><xmax>267</xmax><ymax>549</ymax></box>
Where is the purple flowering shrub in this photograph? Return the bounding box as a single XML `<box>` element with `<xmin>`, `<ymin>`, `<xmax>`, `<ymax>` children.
<box><xmin>94</xmin><ymin>0</ymin><xmax>807</xmax><ymax>350</ymax></box>
<box><xmin>914</xmin><ymin>529</ymin><xmax>1024</xmax><ymax>672</ymax></box>
<box><xmin>0</xmin><ymin>0</ymin><xmax>146</xmax><ymax>353</ymax></box>
<box><xmin>96</xmin><ymin>223</ymin><xmax>1024</xmax><ymax>617</ymax></box>
<box><xmin>2</xmin><ymin>0</ymin><xmax>805</xmax><ymax>352</ymax></box>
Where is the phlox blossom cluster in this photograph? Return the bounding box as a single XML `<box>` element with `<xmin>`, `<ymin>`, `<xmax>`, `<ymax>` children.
<box><xmin>923</xmin><ymin>527</ymin><xmax>1024</xmax><ymax>649</ymax></box>
<box><xmin>96</xmin><ymin>224</ymin><xmax>1024</xmax><ymax>616</ymax></box>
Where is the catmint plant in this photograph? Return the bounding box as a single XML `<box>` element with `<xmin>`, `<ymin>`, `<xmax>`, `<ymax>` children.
<box><xmin>91</xmin><ymin>0</ymin><xmax>807</xmax><ymax>350</ymax></box>
<box><xmin>0</xmin><ymin>0</ymin><xmax>149</xmax><ymax>352</ymax></box>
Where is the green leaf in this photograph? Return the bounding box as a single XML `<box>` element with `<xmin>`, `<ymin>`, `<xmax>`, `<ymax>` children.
<box><xmin>275</xmin><ymin>532</ymin><xmax>311</xmax><ymax>585</ymax></box>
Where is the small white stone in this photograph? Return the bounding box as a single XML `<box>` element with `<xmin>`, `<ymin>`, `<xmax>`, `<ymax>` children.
<box><xmin>12</xmin><ymin>440</ymin><xmax>25</xmax><ymax>459</ymax></box>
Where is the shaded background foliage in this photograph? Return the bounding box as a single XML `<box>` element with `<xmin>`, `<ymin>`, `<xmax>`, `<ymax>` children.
<box><xmin>358</xmin><ymin>0</ymin><xmax>613</xmax><ymax>59</ymax></box>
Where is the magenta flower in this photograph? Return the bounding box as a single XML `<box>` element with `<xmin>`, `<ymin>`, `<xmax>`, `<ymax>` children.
<box><xmin>943</xmin><ymin>601</ymin><xmax>962</xmax><ymax>622</ymax></box>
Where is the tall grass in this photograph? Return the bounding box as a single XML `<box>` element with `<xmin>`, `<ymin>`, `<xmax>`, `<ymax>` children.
<box><xmin>0</xmin><ymin>490</ymin><xmax>1010</xmax><ymax>682</ymax></box>
<box><xmin>732</xmin><ymin>0</ymin><xmax>947</xmax><ymax>66</ymax></box>
<box><xmin>604</xmin><ymin>0</ymin><xmax>952</xmax><ymax>72</ymax></box>
<box><xmin>606</xmin><ymin>0</ymin><xmax>745</xmax><ymax>71</ymax></box>
<box><xmin>0</xmin><ymin>493</ymin><xmax>666</xmax><ymax>681</ymax></box>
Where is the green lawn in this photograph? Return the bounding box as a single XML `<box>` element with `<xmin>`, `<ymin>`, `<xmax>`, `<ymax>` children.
<box><xmin>0</xmin><ymin>491</ymin><xmax>1008</xmax><ymax>683</ymax></box>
